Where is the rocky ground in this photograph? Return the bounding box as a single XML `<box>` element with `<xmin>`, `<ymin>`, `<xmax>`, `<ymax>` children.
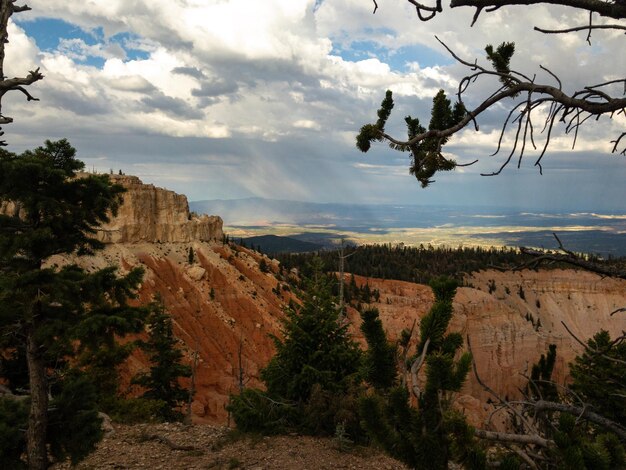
<box><xmin>51</xmin><ymin>422</ymin><xmax>408</xmax><ymax>470</ymax></box>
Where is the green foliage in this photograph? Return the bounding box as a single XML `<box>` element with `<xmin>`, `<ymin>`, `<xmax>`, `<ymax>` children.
<box><xmin>356</xmin><ymin>90</ymin><xmax>394</xmax><ymax>152</ymax></box>
<box><xmin>519</xmin><ymin>343</ymin><xmax>626</xmax><ymax>469</ymax></box>
<box><xmin>230</xmin><ymin>260</ymin><xmax>362</xmax><ymax>438</ymax></box>
<box><xmin>570</xmin><ymin>330</ymin><xmax>626</xmax><ymax>426</ymax></box>
<box><xmin>69</xmin><ymin>265</ymin><xmax>145</xmax><ymax>409</ymax></box>
<box><xmin>551</xmin><ymin>413</ymin><xmax>625</xmax><ymax>470</ymax></box>
<box><xmin>0</xmin><ymin>139</ymin><xmax>124</xmax><ymax>266</ymax></box>
<box><xmin>259</xmin><ymin>258</ymin><xmax>271</xmax><ymax>273</ymax></box>
<box><xmin>301</xmin><ymin>383</ymin><xmax>363</xmax><ymax>438</ymax></box>
<box><xmin>133</xmin><ymin>297</ymin><xmax>191</xmax><ymax>422</ymax></box>
<box><xmin>485</xmin><ymin>42</ymin><xmax>517</xmax><ymax>89</ymax></box>
<box><xmin>104</xmin><ymin>397</ymin><xmax>168</xmax><ymax>424</ymax></box>
<box><xmin>188</xmin><ymin>246</ymin><xmax>195</xmax><ymax>264</ymax></box>
<box><xmin>408</xmin><ymin>90</ymin><xmax>464</xmax><ymax>187</ymax></box>
<box><xmin>359</xmin><ymin>277</ymin><xmax>483</xmax><ymax>469</ymax></box>
<box><xmin>228</xmin><ymin>388</ymin><xmax>295</xmax><ymax>434</ymax></box>
<box><xmin>360</xmin><ymin>307</ymin><xmax>397</xmax><ymax>390</ymax></box>
<box><xmin>528</xmin><ymin>343</ymin><xmax>558</xmax><ymax>401</ymax></box>
<box><xmin>0</xmin><ymin>139</ymin><xmax>146</xmax><ymax>466</ymax></box>
<box><xmin>261</xmin><ymin>266</ymin><xmax>361</xmax><ymax>403</ymax></box>
<box><xmin>0</xmin><ymin>397</ymin><xmax>28</xmax><ymax>469</ymax></box>
<box><xmin>357</xmin><ymin>88</ymin><xmax>465</xmax><ymax>187</ymax></box>
<box><xmin>276</xmin><ymin>243</ymin><xmax>558</xmax><ymax>287</ymax></box>
<box><xmin>48</xmin><ymin>372</ymin><xmax>103</xmax><ymax>465</ymax></box>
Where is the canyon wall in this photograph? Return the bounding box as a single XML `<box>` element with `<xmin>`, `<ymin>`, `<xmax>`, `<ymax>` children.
<box><xmin>345</xmin><ymin>271</ymin><xmax>626</xmax><ymax>428</ymax></box>
<box><xmin>92</xmin><ymin>174</ymin><xmax>223</xmax><ymax>244</ymax></box>
<box><xmin>39</xmin><ymin>175</ymin><xmax>626</xmax><ymax>426</ymax></box>
<box><xmin>1</xmin><ymin>173</ymin><xmax>223</xmax><ymax>244</ymax></box>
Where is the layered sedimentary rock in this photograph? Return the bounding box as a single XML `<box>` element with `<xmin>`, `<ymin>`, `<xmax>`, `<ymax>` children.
<box><xmin>37</xmin><ymin>175</ymin><xmax>626</xmax><ymax>426</ymax></box>
<box><xmin>344</xmin><ymin>270</ymin><xmax>626</xmax><ymax>428</ymax></box>
<box><xmin>1</xmin><ymin>173</ymin><xmax>223</xmax><ymax>244</ymax></box>
<box><xmin>92</xmin><ymin>174</ymin><xmax>223</xmax><ymax>244</ymax></box>
<box><xmin>62</xmin><ymin>241</ymin><xmax>289</xmax><ymax>423</ymax></box>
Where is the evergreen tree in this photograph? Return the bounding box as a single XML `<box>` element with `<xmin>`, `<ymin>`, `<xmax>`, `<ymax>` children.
<box><xmin>133</xmin><ymin>296</ymin><xmax>191</xmax><ymax>422</ymax></box>
<box><xmin>528</xmin><ymin>343</ymin><xmax>558</xmax><ymax>401</ymax></box>
<box><xmin>229</xmin><ymin>258</ymin><xmax>362</xmax><ymax>436</ymax></box>
<box><xmin>570</xmin><ymin>331</ymin><xmax>626</xmax><ymax>427</ymax></box>
<box><xmin>359</xmin><ymin>277</ymin><xmax>484</xmax><ymax>469</ymax></box>
<box><xmin>71</xmin><ymin>266</ymin><xmax>146</xmax><ymax>411</ymax></box>
<box><xmin>0</xmin><ymin>140</ymin><xmax>144</xmax><ymax>468</ymax></box>
<box><xmin>261</xmin><ymin>264</ymin><xmax>361</xmax><ymax>403</ymax></box>
<box><xmin>360</xmin><ymin>307</ymin><xmax>397</xmax><ymax>391</ymax></box>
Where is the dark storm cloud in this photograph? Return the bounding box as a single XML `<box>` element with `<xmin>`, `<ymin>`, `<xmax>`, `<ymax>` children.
<box><xmin>191</xmin><ymin>78</ymin><xmax>238</xmax><ymax>97</ymax></box>
<box><xmin>172</xmin><ymin>66</ymin><xmax>206</xmax><ymax>79</ymax></box>
<box><xmin>43</xmin><ymin>86</ymin><xmax>113</xmax><ymax>116</ymax></box>
<box><xmin>140</xmin><ymin>92</ymin><xmax>204</xmax><ymax>120</ymax></box>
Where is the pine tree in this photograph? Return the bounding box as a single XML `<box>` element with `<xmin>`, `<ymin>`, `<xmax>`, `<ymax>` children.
<box><xmin>359</xmin><ymin>277</ymin><xmax>484</xmax><ymax>469</ymax></box>
<box><xmin>360</xmin><ymin>307</ymin><xmax>396</xmax><ymax>391</ymax></box>
<box><xmin>229</xmin><ymin>258</ymin><xmax>362</xmax><ymax>435</ymax></box>
<box><xmin>261</xmin><ymin>264</ymin><xmax>361</xmax><ymax>403</ymax></box>
<box><xmin>570</xmin><ymin>331</ymin><xmax>626</xmax><ymax>426</ymax></box>
<box><xmin>133</xmin><ymin>296</ymin><xmax>191</xmax><ymax>422</ymax></box>
<box><xmin>528</xmin><ymin>343</ymin><xmax>558</xmax><ymax>401</ymax></box>
<box><xmin>0</xmin><ymin>140</ymin><xmax>144</xmax><ymax>468</ymax></box>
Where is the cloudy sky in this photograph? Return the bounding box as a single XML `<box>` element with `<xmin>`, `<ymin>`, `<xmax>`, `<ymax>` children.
<box><xmin>4</xmin><ymin>0</ymin><xmax>625</xmax><ymax>211</ymax></box>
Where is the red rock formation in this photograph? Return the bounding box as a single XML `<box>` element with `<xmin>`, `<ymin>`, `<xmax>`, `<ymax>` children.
<box><xmin>43</xmin><ymin>176</ymin><xmax>626</xmax><ymax>427</ymax></box>
<box><xmin>343</xmin><ymin>271</ymin><xmax>626</xmax><ymax>428</ymax></box>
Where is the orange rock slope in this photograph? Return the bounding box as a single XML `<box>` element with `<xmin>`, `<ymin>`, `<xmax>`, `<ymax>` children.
<box><xmin>344</xmin><ymin>271</ymin><xmax>626</xmax><ymax>428</ymax></box>
<box><xmin>48</xmin><ymin>175</ymin><xmax>626</xmax><ymax>426</ymax></box>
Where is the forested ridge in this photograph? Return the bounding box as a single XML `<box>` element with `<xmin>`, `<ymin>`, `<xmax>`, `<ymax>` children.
<box><xmin>276</xmin><ymin>244</ymin><xmax>626</xmax><ymax>285</ymax></box>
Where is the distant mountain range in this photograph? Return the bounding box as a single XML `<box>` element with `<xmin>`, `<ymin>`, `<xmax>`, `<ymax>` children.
<box><xmin>191</xmin><ymin>198</ymin><xmax>626</xmax><ymax>257</ymax></box>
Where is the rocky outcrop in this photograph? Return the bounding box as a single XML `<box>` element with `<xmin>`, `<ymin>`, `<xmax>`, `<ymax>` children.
<box><xmin>1</xmin><ymin>173</ymin><xmax>223</xmax><ymax>244</ymax></box>
<box><xmin>345</xmin><ymin>270</ymin><xmax>626</xmax><ymax>428</ymax></box>
<box><xmin>54</xmin><ymin>241</ymin><xmax>292</xmax><ymax>423</ymax></box>
<box><xmin>34</xmin><ymin>175</ymin><xmax>626</xmax><ymax>427</ymax></box>
<box><xmin>90</xmin><ymin>174</ymin><xmax>223</xmax><ymax>244</ymax></box>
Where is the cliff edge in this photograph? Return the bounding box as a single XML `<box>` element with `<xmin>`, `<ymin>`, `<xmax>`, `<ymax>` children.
<box><xmin>92</xmin><ymin>173</ymin><xmax>223</xmax><ymax>244</ymax></box>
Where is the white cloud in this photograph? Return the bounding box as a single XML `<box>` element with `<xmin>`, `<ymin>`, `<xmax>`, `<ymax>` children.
<box><xmin>1</xmin><ymin>0</ymin><xmax>623</xmax><ymax>212</ymax></box>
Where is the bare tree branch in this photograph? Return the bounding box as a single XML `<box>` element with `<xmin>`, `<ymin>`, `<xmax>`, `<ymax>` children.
<box><xmin>534</xmin><ymin>400</ymin><xmax>626</xmax><ymax>441</ymax></box>
<box><xmin>0</xmin><ymin>1</ymin><xmax>42</xmax><ymax>145</ymax></box>
<box><xmin>534</xmin><ymin>23</ymin><xmax>626</xmax><ymax>34</ymax></box>
<box><xmin>450</xmin><ymin>0</ymin><xmax>626</xmax><ymax>20</ymax></box>
<box><xmin>474</xmin><ymin>428</ymin><xmax>551</xmax><ymax>448</ymax></box>
<box><xmin>375</xmin><ymin>38</ymin><xmax>626</xmax><ymax>152</ymax></box>
<box><xmin>410</xmin><ymin>337</ymin><xmax>429</xmax><ymax>398</ymax></box>
<box><xmin>561</xmin><ymin>320</ymin><xmax>626</xmax><ymax>366</ymax></box>
<box><xmin>362</xmin><ymin>3</ymin><xmax>625</xmax><ymax>182</ymax></box>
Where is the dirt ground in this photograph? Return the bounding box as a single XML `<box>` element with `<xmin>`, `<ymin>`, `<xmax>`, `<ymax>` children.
<box><xmin>50</xmin><ymin>422</ymin><xmax>409</xmax><ymax>470</ymax></box>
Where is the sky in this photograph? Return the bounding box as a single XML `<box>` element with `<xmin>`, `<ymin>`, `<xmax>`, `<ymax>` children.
<box><xmin>3</xmin><ymin>0</ymin><xmax>626</xmax><ymax>212</ymax></box>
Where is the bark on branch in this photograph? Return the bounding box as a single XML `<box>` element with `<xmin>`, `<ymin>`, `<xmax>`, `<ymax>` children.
<box><xmin>474</xmin><ymin>428</ymin><xmax>552</xmax><ymax>448</ymax></box>
<box><xmin>391</xmin><ymin>0</ymin><xmax>626</xmax><ymax>21</ymax></box>
<box><xmin>534</xmin><ymin>400</ymin><xmax>626</xmax><ymax>441</ymax></box>
<box><xmin>449</xmin><ymin>0</ymin><xmax>626</xmax><ymax>20</ymax></box>
<box><xmin>0</xmin><ymin>0</ymin><xmax>41</xmax><ymax>145</ymax></box>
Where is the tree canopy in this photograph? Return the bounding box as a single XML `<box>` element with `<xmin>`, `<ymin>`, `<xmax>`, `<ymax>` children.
<box><xmin>360</xmin><ymin>0</ymin><xmax>625</xmax><ymax>186</ymax></box>
<box><xmin>0</xmin><ymin>140</ymin><xmax>144</xmax><ymax>469</ymax></box>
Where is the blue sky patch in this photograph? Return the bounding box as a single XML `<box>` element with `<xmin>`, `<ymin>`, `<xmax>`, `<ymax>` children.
<box><xmin>332</xmin><ymin>38</ymin><xmax>452</xmax><ymax>71</ymax></box>
<box><xmin>17</xmin><ymin>18</ymin><xmax>149</xmax><ymax>67</ymax></box>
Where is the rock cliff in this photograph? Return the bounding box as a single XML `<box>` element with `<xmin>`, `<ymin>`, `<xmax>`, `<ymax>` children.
<box><xmin>41</xmin><ymin>175</ymin><xmax>626</xmax><ymax>426</ymax></box>
<box><xmin>90</xmin><ymin>173</ymin><xmax>223</xmax><ymax>244</ymax></box>
<box><xmin>343</xmin><ymin>271</ymin><xmax>626</xmax><ymax>428</ymax></box>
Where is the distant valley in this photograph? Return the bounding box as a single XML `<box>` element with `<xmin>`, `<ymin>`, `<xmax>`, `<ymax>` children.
<box><xmin>191</xmin><ymin>198</ymin><xmax>626</xmax><ymax>256</ymax></box>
